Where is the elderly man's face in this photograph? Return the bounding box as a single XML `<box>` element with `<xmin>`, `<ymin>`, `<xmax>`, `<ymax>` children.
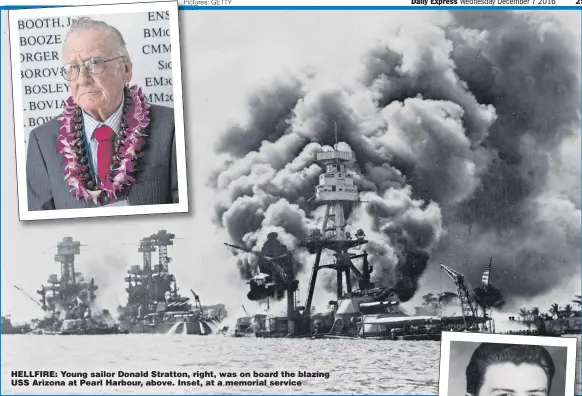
<box><xmin>475</xmin><ymin>362</ymin><xmax>549</xmax><ymax>396</ymax></box>
<box><xmin>63</xmin><ymin>27</ymin><xmax>132</xmax><ymax>120</ymax></box>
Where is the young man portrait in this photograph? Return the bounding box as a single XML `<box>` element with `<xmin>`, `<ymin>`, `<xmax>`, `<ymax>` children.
<box><xmin>464</xmin><ymin>343</ymin><xmax>555</xmax><ymax>396</ymax></box>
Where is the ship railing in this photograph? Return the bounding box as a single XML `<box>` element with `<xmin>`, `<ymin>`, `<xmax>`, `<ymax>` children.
<box><xmin>319</xmin><ymin>259</ymin><xmax>338</xmax><ymax>268</ymax></box>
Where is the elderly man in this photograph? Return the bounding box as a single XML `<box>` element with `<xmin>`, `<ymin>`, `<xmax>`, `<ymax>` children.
<box><xmin>26</xmin><ymin>17</ymin><xmax>178</xmax><ymax>210</ymax></box>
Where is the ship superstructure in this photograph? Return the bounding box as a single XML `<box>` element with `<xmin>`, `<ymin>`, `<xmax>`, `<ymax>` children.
<box><xmin>36</xmin><ymin>238</ymin><xmax>97</xmax><ymax>326</ymax></box>
<box><xmin>301</xmin><ymin>147</ymin><xmax>377</xmax><ymax>334</ymax></box>
<box><xmin>28</xmin><ymin>237</ymin><xmax>122</xmax><ymax>334</ymax></box>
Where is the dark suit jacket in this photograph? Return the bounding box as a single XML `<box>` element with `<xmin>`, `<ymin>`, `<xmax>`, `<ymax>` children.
<box><xmin>26</xmin><ymin>104</ymin><xmax>179</xmax><ymax>210</ymax></box>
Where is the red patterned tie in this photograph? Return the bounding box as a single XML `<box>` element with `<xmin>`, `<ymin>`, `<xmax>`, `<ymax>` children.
<box><xmin>94</xmin><ymin>125</ymin><xmax>115</xmax><ymax>181</ymax></box>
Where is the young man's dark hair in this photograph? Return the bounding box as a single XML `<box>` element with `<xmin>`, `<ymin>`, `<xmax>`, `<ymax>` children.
<box><xmin>465</xmin><ymin>343</ymin><xmax>555</xmax><ymax>396</ymax></box>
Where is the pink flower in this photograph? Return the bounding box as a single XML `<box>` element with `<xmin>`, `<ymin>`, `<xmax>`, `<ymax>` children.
<box><xmin>127</xmin><ymin>117</ymin><xmax>139</xmax><ymax>130</ymax></box>
<box><xmin>133</xmin><ymin>140</ymin><xmax>145</xmax><ymax>152</ymax></box>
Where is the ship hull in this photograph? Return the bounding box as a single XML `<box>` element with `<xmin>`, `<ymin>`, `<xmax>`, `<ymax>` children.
<box><xmin>2</xmin><ymin>325</ymin><xmax>28</xmax><ymax>335</ymax></box>
<box><xmin>255</xmin><ymin>331</ymin><xmax>289</xmax><ymax>338</ymax></box>
<box><xmin>233</xmin><ymin>331</ymin><xmax>255</xmax><ymax>338</ymax></box>
<box><xmin>125</xmin><ymin>320</ymin><xmax>214</xmax><ymax>335</ymax></box>
<box><xmin>60</xmin><ymin>326</ymin><xmax>128</xmax><ymax>335</ymax></box>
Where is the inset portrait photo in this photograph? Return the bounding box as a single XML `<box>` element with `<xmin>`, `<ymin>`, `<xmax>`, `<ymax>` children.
<box><xmin>8</xmin><ymin>0</ymin><xmax>188</xmax><ymax>221</ymax></box>
<box><xmin>439</xmin><ymin>331</ymin><xmax>578</xmax><ymax>396</ymax></box>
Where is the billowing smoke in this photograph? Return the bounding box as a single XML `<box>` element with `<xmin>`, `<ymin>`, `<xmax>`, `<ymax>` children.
<box><xmin>211</xmin><ymin>11</ymin><xmax>580</xmax><ymax>304</ymax></box>
<box><xmin>83</xmin><ymin>253</ymin><xmax>129</xmax><ymax>319</ymax></box>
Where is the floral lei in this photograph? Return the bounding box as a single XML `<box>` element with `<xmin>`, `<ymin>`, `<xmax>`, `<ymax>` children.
<box><xmin>56</xmin><ymin>85</ymin><xmax>150</xmax><ymax>205</ymax></box>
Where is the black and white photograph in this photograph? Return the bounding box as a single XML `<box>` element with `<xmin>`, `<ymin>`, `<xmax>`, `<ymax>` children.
<box><xmin>8</xmin><ymin>1</ymin><xmax>188</xmax><ymax>221</ymax></box>
<box><xmin>1</xmin><ymin>8</ymin><xmax>580</xmax><ymax>395</ymax></box>
<box><xmin>439</xmin><ymin>332</ymin><xmax>578</xmax><ymax>396</ymax></box>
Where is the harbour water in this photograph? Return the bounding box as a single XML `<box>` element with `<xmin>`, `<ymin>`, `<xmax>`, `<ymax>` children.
<box><xmin>2</xmin><ymin>335</ymin><xmax>580</xmax><ymax>395</ymax></box>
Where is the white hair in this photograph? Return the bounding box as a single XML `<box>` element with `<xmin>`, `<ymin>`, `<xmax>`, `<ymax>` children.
<box><xmin>63</xmin><ymin>17</ymin><xmax>130</xmax><ymax>59</ymax></box>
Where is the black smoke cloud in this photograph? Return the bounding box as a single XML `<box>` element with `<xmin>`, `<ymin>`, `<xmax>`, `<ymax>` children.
<box><xmin>211</xmin><ymin>11</ymin><xmax>580</xmax><ymax>304</ymax></box>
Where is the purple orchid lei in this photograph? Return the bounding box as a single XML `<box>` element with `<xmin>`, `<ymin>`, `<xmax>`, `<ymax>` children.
<box><xmin>56</xmin><ymin>85</ymin><xmax>150</xmax><ymax>205</ymax></box>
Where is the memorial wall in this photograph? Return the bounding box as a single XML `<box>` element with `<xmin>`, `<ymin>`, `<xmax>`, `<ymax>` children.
<box><xmin>16</xmin><ymin>11</ymin><xmax>174</xmax><ymax>151</ymax></box>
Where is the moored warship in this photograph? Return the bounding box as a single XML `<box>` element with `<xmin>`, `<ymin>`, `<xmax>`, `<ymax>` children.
<box><xmin>225</xmin><ymin>145</ymin><xmax>487</xmax><ymax>340</ymax></box>
<box><xmin>117</xmin><ymin>230</ymin><xmax>227</xmax><ymax>335</ymax></box>
<box><xmin>21</xmin><ymin>237</ymin><xmax>124</xmax><ymax>335</ymax></box>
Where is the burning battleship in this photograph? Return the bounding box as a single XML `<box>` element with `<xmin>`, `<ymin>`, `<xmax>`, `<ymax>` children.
<box><xmin>226</xmin><ymin>143</ymin><xmax>487</xmax><ymax>340</ymax></box>
<box><xmin>12</xmin><ymin>237</ymin><xmax>123</xmax><ymax>335</ymax></box>
<box><xmin>117</xmin><ymin>229</ymin><xmax>227</xmax><ymax>335</ymax></box>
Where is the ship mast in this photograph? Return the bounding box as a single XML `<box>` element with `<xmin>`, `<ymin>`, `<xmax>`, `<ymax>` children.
<box><xmin>37</xmin><ymin>237</ymin><xmax>96</xmax><ymax>319</ymax></box>
<box><xmin>122</xmin><ymin>230</ymin><xmax>179</xmax><ymax>321</ymax></box>
<box><xmin>151</xmin><ymin>229</ymin><xmax>175</xmax><ymax>274</ymax></box>
<box><xmin>139</xmin><ymin>237</ymin><xmax>156</xmax><ymax>273</ymax></box>
<box><xmin>302</xmin><ymin>122</ymin><xmax>372</xmax><ymax>329</ymax></box>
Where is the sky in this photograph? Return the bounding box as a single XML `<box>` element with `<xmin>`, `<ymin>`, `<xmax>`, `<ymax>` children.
<box><xmin>1</xmin><ymin>9</ymin><xmax>580</xmax><ymax>325</ymax></box>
